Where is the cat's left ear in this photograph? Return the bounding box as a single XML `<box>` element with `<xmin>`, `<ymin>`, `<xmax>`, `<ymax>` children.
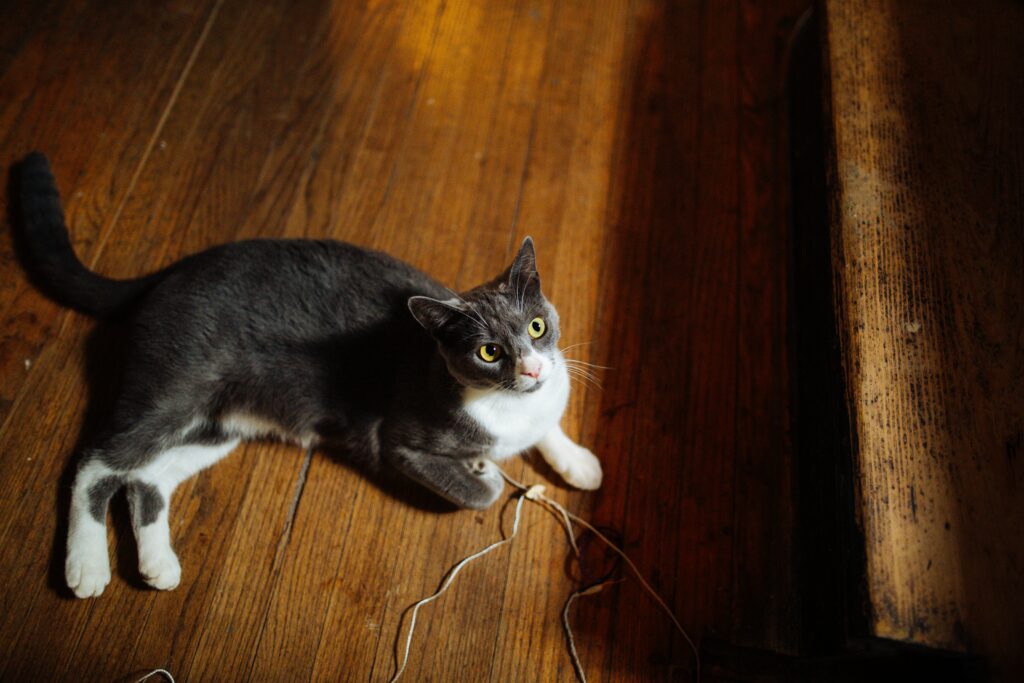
<box><xmin>500</xmin><ymin>236</ymin><xmax>540</xmax><ymax>295</ymax></box>
<box><xmin>408</xmin><ymin>296</ymin><xmax>463</xmax><ymax>336</ymax></box>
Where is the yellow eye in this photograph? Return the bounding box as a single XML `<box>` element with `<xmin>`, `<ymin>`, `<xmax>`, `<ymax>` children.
<box><xmin>478</xmin><ymin>343</ymin><xmax>503</xmax><ymax>362</ymax></box>
<box><xmin>528</xmin><ymin>317</ymin><xmax>546</xmax><ymax>339</ymax></box>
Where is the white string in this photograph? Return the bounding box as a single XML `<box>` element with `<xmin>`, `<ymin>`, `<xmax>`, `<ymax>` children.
<box><xmin>387</xmin><ymin>470</ymin><xmax>700</xmax><ymax>683</ymax></box>
<box><xmin>134</xmin><ymin>669</ymin><xmax>175</xmax><ymax>683</ymax></box>
<box><xmin>501</xmin><ymin>470</ymin><xmax>701</xmax><ymax>682</ymax></box>
<box><xmin>562</xmin><ymin>580</ymin><xmax>619</xmax><ymax>683</ymax></box>
<box><xmin>388</xmin><ymin>487</ymin><xmax>539</xmax><ymax>683</ymax></box>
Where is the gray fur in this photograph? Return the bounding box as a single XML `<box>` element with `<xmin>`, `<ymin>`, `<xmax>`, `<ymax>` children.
<box><xmin>127</xmin><ymin>482</ymin><xmax>165</xmax><ymax>527</ymax></box>
<box><xmin>87</xmin><ymin>476</ymin><xmax>122</xmax><ymax>523</ymax></box>
<box><xmin>45</xmin><ymin>232</ymin><xmax>555</xmax><ymax>508</ymax></box>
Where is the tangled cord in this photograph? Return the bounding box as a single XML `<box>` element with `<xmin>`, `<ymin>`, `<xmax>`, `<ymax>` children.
<box><xmin>388</xmin><ymin>468</ymin><xmax>700</xmax><ymax>682</ymax></box>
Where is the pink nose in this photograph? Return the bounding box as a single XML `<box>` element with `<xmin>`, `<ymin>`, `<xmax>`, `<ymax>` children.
<box><xmin>520</xmin><ymin>358</ymin><xmax>541</xmax><ymax>379</ymax></box>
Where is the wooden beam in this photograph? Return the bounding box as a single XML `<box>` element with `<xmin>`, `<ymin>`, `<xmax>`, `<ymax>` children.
<box><xmin>823</xmin><ymin>1</ymin><xmax>1024</xmax><ymax>678</ymax></box>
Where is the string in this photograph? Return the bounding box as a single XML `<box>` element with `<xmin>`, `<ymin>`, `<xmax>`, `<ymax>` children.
<box><xmin>561</xmin><ymin>579</ymin><xmax>622</xmax><ymax>683</ymax></box>
<box><xmin>133</xmin><ymin>669</ymin><xmax>175</xmax><ymax>683</ymax></box>
<box><xmin>387</xmin><ymin>487</ymin><xmax>539</xmax><ymax>683</ymax></box>
<box><xmin>501</xmin><ymin>471</ymin><xmax>700</xmax><ymax>682</ymax></box>
<box><xmin>387</xmin><ymin>469</ymin><xmax>700</xmax><ymax>682</ymax></box>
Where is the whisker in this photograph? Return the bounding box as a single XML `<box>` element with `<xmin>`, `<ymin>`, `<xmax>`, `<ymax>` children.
<box><xmin>567</xmin><ymin>374</ymin><xmax>602</xmax><ymax>392</ymax></box>
<box><xmin>567</xmin><ymin>363</ymin><xmax>602</xmax><ymax>381</ymax></box>
<box><xmin>559</xmin><ymin>341</ymin><xmax>593</xmax><ymax>355</ymax></box>
<box><xmin>567</xmin><ymin>371</ymin><xmax>601</xmax><ymax>388</ymax></box>
<box><xmin>443</xmin><ymin>288</ymin><xmax>488</xmax><ymax>329</ymax></box>
<box><xmin>566</xmin><ymin>367</ymin><xmax>602</xmax><ymax>390</ymax></box>
<box><xmin>437</xmin><ymin>303</ymin><xmax>488</xmax><ymax>332</ymax></box>
<box><xmin>563</xmin><ymin>359</ymin><xmax>613</xmax><ymax>371</ymax></box>
<box><xmin>563</xmin><ymin>359</ymin><xmax>599</xmax><ymax>373</ymax></box>
<box><xmin>511</xmin><ymin>264</ymin><xmax>524</xmax><ymax>311</ymax></box>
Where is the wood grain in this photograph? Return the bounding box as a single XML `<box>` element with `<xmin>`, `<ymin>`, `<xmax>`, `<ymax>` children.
<box><xmin>0</xmin><ymin>0</ymin><xmax>218</xmax><ymax>425</ymax></box>
<box><xmin>0</xmin><ymin>0</ymin><xmax>807</xmax><ymax>680</ymax></box>
<box><xmin>823</xmin><ymin>0</ymin><xmax>1024</xmax><ymax>679</ymax></box>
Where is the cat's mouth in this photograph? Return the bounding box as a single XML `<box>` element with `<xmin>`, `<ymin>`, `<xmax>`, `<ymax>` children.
<box><xmin>514</xmin><ymin>375</ymin><xmax>544</xmax><ymax>393</ymax></box>
<box><xmin>519</xmin><ymin>379</ymin><xmax>543</xmax><ymax>393</ymax></box>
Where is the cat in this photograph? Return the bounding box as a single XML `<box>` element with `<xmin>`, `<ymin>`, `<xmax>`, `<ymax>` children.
<box><xmin>13</xmin><ymin>152</ymin><xmax>602</xmax><ymax>599</ymax></box>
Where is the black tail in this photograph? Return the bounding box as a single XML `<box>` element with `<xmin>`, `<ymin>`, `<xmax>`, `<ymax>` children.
<box><xmin>11</xmin><ymin>152</ymin><xmax>163</xmax><ymax>318</ymax></box>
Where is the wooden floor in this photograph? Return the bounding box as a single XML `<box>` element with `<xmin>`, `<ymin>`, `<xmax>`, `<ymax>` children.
<box><xmin>0</xmin><ymin>0</ymin><xmax>806</xmax><ymax>680</ymax></box>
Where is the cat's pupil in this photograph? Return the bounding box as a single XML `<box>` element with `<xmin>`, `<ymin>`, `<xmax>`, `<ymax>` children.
<box><xmin>532</xmin><ymin>321</ymin><xmax>541</xmax><ymax>331</ymax></box>
<box><xmin>486</xmin><ymin>344</ymin><xmax>498</xmax><ymax>356</ymax></box>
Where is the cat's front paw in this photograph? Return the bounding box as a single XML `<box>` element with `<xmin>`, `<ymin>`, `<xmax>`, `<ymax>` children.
<box><xmin>461</xmin><ymin>458</ymin><xmax>504</xmax><ymax>510</ymax></box>
<box><xmin>555</xmin><ymin>446</ymin><xmax>603</xmax><ymax>490</ymax></box>
<box><xmin>66</xmin><ymin>550</ymin><xmax>111</xmax><ymax>598</ymax></box>
<box><xmin>139</xmin><ymin>548</ymin><xmax>181</xmax><ymax>591</ymax></box>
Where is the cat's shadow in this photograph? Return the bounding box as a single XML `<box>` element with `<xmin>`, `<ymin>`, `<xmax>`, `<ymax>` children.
<box><xmin>2</xmin><ymin>162</ymin><xmax>114</xmax><ymax>599</ymax></box>
<box><xmin>46</xmin><ymin>320</ymin><xmax>149</xmax><ymax>598</ymax></box>
<box><xmin>319</xmin><ymin>446</ymin><xmax>465</xmax><ymax>514</ymax></box>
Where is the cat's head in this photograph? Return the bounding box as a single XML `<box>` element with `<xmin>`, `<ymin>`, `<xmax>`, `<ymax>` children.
<box><xmin>408</xmin><ymin>237</ymin><xmax>561</xmax><ymax>393</ymax></box>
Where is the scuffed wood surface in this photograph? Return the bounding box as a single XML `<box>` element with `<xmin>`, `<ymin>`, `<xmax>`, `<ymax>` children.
<box><xmin>823</xmin><ymin>0</ymin><xmax>1024</xmax><ymax>678</ymax></box>
<box><xmin>0</xmin><ymin>0</ymin><xmax>805</xmax><ymax>680</ymax></box>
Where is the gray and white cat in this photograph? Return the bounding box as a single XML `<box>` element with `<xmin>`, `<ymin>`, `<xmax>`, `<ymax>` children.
<box><xmin>13</xmin><ymin>153</ymin><xmax>602</xmax><ymax>599</ymax></box>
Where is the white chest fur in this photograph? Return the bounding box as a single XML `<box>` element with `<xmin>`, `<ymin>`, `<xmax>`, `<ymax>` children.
<box><xmin>461</xmin><ymin>359</ymin><xmax>570</xmax><ymax>460</ymax></box>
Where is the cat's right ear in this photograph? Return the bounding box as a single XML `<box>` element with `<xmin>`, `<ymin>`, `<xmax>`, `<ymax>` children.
<box><xmin>408</xmin><ymin>296</ymin><xmax>461</xmax><ymax>336</ymax></box>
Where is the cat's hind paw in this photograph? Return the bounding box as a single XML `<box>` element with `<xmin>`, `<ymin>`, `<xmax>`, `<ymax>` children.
<box><xmin>66</xmin><ymin>550</ymin><xmax>111</xmax><ymax>598</ymax></box>
<box><xmin>555</xmin><ymin>446</ymin><xmax>603</xmax><ymax>490</ymax></box>
<box><xmin>140</xmin><ymin>549</ymin><xmax>181</xmax><ymax>591</ymax></box>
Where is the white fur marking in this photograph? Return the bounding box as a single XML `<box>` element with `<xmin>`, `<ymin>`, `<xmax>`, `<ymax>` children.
<box><xmin>131</xmin><ymin>439</ymin><xmax>239</xmax><ymax>591</ymax></box>
<box><xmin>66</xmin><ymin>459</ymin><xmax>115</xmax><ymax>598</ymax></box>
<box><xmin>462</xmin><ymin>354</ymin><xmax>570</xmax><ymax>460</ymax></box>
<box><xmin>221</xmin><ymin>412</ymin><xmax>315</xmax><ymax>448</ymax></box>
<box><xmin>221</xmin><ymin>413</ymin><xmax>288</xmax><ymax>440</ymax></box>
<box><xmin>536</xmin><ymin>425</ymin><xmax>603</xmax><ymax>490</ymax></box>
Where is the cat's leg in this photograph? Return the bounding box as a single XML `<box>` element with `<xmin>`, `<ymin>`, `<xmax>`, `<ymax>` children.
<box><xmin>389</xmin><ymin>448</ymin><xmax>504</xmax><ymax>510</ymax></box>
<box><xmin>535</xmin><ymin>426</ymin><xmax>602</xmax><ymax>490</ymax></box>
<box><xmin>66</xmin><ymin>454</ymin><xmax>121</xmax><ymax>598</ymax></box>
<box><xmin>127</xmin><ymin>438</ymin><xmax>240</xmax><ymax>590</ymax></box>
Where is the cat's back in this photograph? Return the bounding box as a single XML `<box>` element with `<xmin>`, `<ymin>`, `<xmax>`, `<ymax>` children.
<box><xmin>136</xmin><ymin>239</ymin><xmax>445</xmax><ymax>348</ymax></box>
<box><xmin>181</xmin><ymin>239</ymin><xmax>438</xmax><ymax>294</ymax></box>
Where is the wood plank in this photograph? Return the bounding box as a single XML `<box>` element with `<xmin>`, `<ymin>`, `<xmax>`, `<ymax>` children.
<box><xmin>0</xmin><ymin>0</ymin><xmax>217</xmax><ymax>424</ymax></box>
<box><xmin>308</xmin><ymin>2</ymin><xmax>547</xmax><ymax>676</ymax></box>
<box><xmin>583</xmin><ymin>1</ymin><xmax>741</xmax><ymax>677</ymax></box>
<box><xmin>0</xmin><ymin>0</ymin><xmax>347</xmax><ymax>676</ymax></box>
<box><xmin>61</xmin><ymin>0</ymin><xmax>370</xmax><ymax>676</ymax></box>
<box><xmin>0</xmin><ymin>338</ymin><xmax>92</xmax><ymax>681</ymax></box>
<box><xmin>823</xmin><ymin>0</ymin><xmax>1024</xmax><ymax>678</ymax></box>
<box><xmin>732</xmin><ymin>0</ymin><xmax>804</xmax><ymax>652</ymax></box>
<box><xmin>0</xmin><ymin>0</ymin><xmax>804</xmax><ymax>679</ymax></box>
<box><xmin>488</xmin><ymin>0</ymin><xmax>632</xmax><ymax>680</ymax></box>
<box><xmin>0</xmin><ymin>1</ymin><xmax>220</xmax><ymax>672</ymax></box>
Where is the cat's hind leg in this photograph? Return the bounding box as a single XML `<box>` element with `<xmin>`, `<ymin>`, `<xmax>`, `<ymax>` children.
<box><xmin>127</xmin><ymin>437</ymin><xmax>239</xmax><ymax>590</ymax></box>
<box><xmin>66</xmin><ymin>455</ymin><xmax>121</xmax><ymax>598</ymax></box>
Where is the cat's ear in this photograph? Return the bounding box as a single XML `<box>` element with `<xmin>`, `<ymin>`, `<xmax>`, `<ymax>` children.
<box><xmin>408</xmin><ymin>296</ymin><xmax>463</xmax><ymax>335</ymax></box>
<box><xmin>501</xmin><ymin>236</ymin><xmax>540</xmax><ymax>295</ymax></box>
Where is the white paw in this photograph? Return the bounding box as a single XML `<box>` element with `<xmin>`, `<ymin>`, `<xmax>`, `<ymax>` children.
<box><xmin>66</xmin><ymin>550</ymin><xmax>111</xmax><ymax>598</ymax></box>
<box><xmin>139</xmin><ymin>549</ymin><xmax>181</xmax><ymax>591</ymax></box>
<box><xmin>555</xmin><ymin>446</ymin><xmax>603</xmax><ymax>490</ymax></box>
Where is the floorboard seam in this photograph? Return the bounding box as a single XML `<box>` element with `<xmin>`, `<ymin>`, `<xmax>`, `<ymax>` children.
<box><xmin>237</xmin><ymin>447</ymin><xmax>314</xmax><ymax>681</ymax></box>
<box><xmin>272</xmin><ymin>447</ymin><xmax>314</xmax><ymax>570</ymax></box>
<box><xmin>368</xmin><ymin>0</ymin><xmax>448</xmax><ymax>227</ymax></box>
<box><xmin>70</xmin><ymin>0</ymin><xmax>227</xmax><ymax>337</ymax></box>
